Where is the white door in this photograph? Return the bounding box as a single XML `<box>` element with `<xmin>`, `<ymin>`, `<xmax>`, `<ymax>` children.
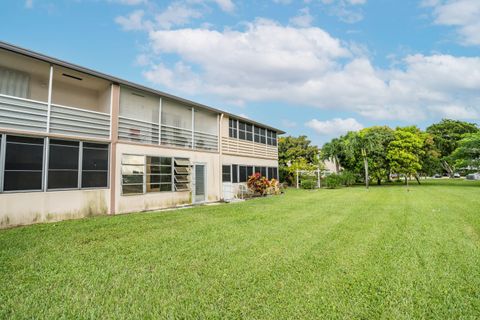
<box><xmin>193</xmin><ymin>163</ymin><xmax>206</xmax><ymax>203</ymax></box>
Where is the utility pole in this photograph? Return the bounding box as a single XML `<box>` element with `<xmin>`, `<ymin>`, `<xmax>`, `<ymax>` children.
<box><xmin>361</xmin><ymin>148</ymin><xmax>369</xmax><ymax>189</ymax></box>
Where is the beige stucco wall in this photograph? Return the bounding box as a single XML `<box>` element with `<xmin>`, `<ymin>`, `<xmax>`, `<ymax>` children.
<box><xmin>115</xmin><ymin>142</ymin><xmax>221</xmax><ymax>214</ymax></box>
<box><xmin>0</xmin><ymin>189</ymin><xmax>110</xmax><ymax>228</ymax></box>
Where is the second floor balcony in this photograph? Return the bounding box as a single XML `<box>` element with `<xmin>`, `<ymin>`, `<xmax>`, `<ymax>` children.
<box><xmin>0</xmin><ymin>48</ymin><xmax>111</xmax><ymax>140</ymax></box>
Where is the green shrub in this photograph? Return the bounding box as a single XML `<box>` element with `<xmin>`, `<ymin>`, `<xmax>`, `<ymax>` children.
<box><xmin>301</xmin><ymin>179</ymin><xmax>316</xmax><ymax>189</ymax></box>
<box><xmin>340</xmin><ymin>171</ymin><xmax>356</xmax><ymax>187</ymax></box>
<box><xmin>324</xmin><ymin>174</ymin><xmax>342</xmax><ymax>189</ymax></box>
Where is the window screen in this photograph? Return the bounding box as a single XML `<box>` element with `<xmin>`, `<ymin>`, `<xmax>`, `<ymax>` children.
<box><xmin>222</xmin><ymin>165</ymin><xmax>231</xmax><ymax>182</ymax></box>
<box><xmin>4</xmin><ymin>136</ymin><xmax>44</xmax><ymax>191</ymax></box>
<box><xmin>268</xmin><ymin>167</ymin><xmax>278</xmax><ymax>180</ymax></box>
<box><xmin>48</xmin><ymin>139</ymin><xmax>79</xmax><ymax>189</ymax></box>
<box><xmin>82</xmin><ymin>143</ymin><xmax>108</xmax><ymax>188</ymax></box>
<box><xmin>147</xmin><ymin>156</ymin><xmax>172</xmax><ymax>192</ymax></box>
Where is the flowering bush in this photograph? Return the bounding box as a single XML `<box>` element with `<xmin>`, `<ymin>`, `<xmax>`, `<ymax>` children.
<box><xmin>267</xmin><ymin>178</ymin><xmax>282</xmax><ymax>195</ymax></box>
<box><xmin>247</xmin><ymin>172</ymin><xmax>271</xmax><ymax>196</ymax></box>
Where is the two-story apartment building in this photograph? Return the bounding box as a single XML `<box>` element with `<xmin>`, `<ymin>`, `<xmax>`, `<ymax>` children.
<box><xmin>0</xmin><ymin>42</ymin><xmax>283</xmax><ymax>228</ymax></box>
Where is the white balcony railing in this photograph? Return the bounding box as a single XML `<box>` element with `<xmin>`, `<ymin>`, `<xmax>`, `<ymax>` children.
<box><xmin>118</xmin><ymin>118</ymin><xmax>219</xmax><ymax>152</ymax></box>
<box><xmin>119</xmin><ymin>116</ymin><xmax>159</xmax><ymax>144</ymax></box>
<box><xmin>50</xmin><ymin>104</ymin><xmax>110</xmax><ymax>139</ymax></box>
<box><xmin>0</xmin><ymin>94</ymin><xmax>48</xmax><ymax>132</ymax></box>
<box><xmin>161</xmin><ymin>124</ymin><xmax>193</xmax><ymax>149</ymax></box>
<box><xmin>194</xmin><ymin>131</ymin><xmax>218</xmax><ymax>151</ymax></box>
<box><xmin>0</xmin><ymin>94</ymin><xmax>111</xmax><ymax>140</ymax></box>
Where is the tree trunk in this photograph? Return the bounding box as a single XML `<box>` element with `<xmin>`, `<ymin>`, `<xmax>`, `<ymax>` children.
<box><xmin>441</xmin><ymin>160</ymin><xmax>454</xmax><ymax>178</ymax></box>
<box><xmin>377</xmin><ymin>178</ymin><xmax>381</xmax><ymax>185</ymax></box>
<box><xmin>415</xmin><ymin>175</ymin><xmax>421</xmax><ymax>185</ymax></box>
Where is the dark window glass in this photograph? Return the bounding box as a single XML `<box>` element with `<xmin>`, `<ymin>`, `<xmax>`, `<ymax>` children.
<box><xmin>273</xmin><ymin>167</ymin><xmax>278</xmax><ymax>180</ymax></box>
<box><xmin>82</xmin><ymin>171</ymin><xmax>108</xmax><ymax>188</ymax></box>
<box><xmin>254</xmin><ymin>127</ymin><xmax>260</xmax><ymax>143</ymax></box>
<box><xmin>255</xmin><ymin>166</ymin><xmax>266</xmax><ymax>177</ymax></box>
<box><xmin>246</xmin><ymin>124</ymin><xmax>253</xmax><ymax>141</ymax></box>
<box><xmin>272</xmin><ymin>132</ymin><xmax>277</xmax><ymax>146</ymax></box>
<box><xmin>238</xmin><ymin>121</ymin><xmax>251</xmax><ymax>141</ymax></box>
<box><xmin>239</xmin><ymin>166</ymin><xmax>247</xmax><ymax>183</ymax></box>
<box><xmin>246</xmin><ymin>166</ymin><xmax>254</xmax><ymax>179</ymax></box>
<box><xmin>222</xmin><ymin>165</ymin><xmax>231</xmax><ymax>182</ymax></box>
<box><xmin>260</xmin><ymin>128</ymin><xmax>266</xmax><ymax>144</ymax></box>
<box><xmin>82</xmin><ymin>143</ymin><xmax>109</xmax><ymax>188</ymax></box>
<box><xmin>229</xmin><ymin>119</ymin><xmax>238</xmax><ymax>138</ymax></box>
<box><xmin>4</xmin><ymin>136</ymin><xmax>44</xmax><ymax>191</ymax></box>
<box><xmin>268</xmin><ymin>167</ymin><xmax>274</xmax><ymax>180</ymax></box>
<box><xmin>48</xmin><ymin>140</ymin><xmax>79</xmax><ymax>190</ymax></box>
<box><xmin>232</xmin><ymin>164</ymin><xmax>238</xmax><ymax>183</ymax></box>
<box><xmin>239</xmin><ymin>130</ymin><xmax>246</xmax><ymax>140</ymax></box>
<box><xmin>82</xmin><ymin>147</ymin><xmax>108</xmax><ymax>171</ymax></box>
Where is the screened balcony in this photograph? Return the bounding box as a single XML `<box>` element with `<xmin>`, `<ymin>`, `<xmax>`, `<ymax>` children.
<box><xmin>0</xmin><ymin>48</ymin><xmax>111</xmax><ymax>140</ymax></box>
<box><xmin>118</xmin><ymin>86</ymin><xmax>218</xmax><ymax>151</ymax></box>
<box><xmin>0</xmin><ymin>48</ymin><xmax>50</xmax><ymax>132</ymax></box>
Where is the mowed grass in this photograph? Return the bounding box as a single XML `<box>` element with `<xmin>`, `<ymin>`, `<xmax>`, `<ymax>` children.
<box><xmin>1</xmin><ymin>180</ymin><xmax>480</xmax><ymax>319</ymax></box>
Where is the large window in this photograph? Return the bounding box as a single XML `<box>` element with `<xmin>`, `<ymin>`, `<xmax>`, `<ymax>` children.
<box><xmin>222</xmin><ymin>165</ymin><xmax>231</xmax><ymax>182</ymax></box>
<box><xmin>121</xmin><ymin>154</ymin><xmax>189</xmax><ymax>195</ymax></box>
<box><xmin>82</xmin><ymin>143</ymin><xmax>109</xmax><ymax>188</ymax></box>
<box><xmin>225</xmin><ymin>164</ymin><xmax>278</xmax><ymax>182</ymax></box>
<box><xmin>0</xmin><ymin>135</ymin><xmax>109</xmax><ymax>193</ymax></box>
<box><xmin>268</xmin><ymin>167</ymin><xmax>278</xmax><ymax>180</ymax></box>
<box><xmin>4</xmin><ymin>136</ymin><xmax>44</xmax><ymax>191</ymax></box>
<box><xmin>267</xmin><ymin>130</ymin><xmax>277</xmax><ymax>146</ymax></box>
<box><xmin>147</xmin><ymin>156</ymin><xmax>172</xmax><ymax>192</ymax></box>
<box><xmin>254</xmin><ymin>127</ymin><xmax>266</xmax><ymax>144</ymax></box>
<box><xmin>254</xmin><ymin>166</ymin><xmax>267</xmax><ymax>178</ymax></box>
<box><xmin>48</xmin><ymin>139</ymin><xmax>79</xmax><ymax>189</ymax></box>
<box><xmin>239</xmin><ymin>165</ymin><xmax>254</xmax><ymax>183</ymax></box>
<box><xmin>238</xmin><ymin>121</ymin><xmax>253</xmax><ymax>141</ymax></box>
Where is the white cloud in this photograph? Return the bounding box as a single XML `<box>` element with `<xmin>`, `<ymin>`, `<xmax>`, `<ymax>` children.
<box><xmin>320</xmin><ymin>0</ymin><xmax>367</xmax><ymax>23</ymax></box>
<box><xmin>154</xmin><ymin>3</ymin><xmax>202</xmax><ymax>29</ymax></box>
<box><xmin>115</xmin><ymin>10</ymin><xmax>146</xmax><ymax>31</ymax></box>
<box><xmin>213</xmin><ymin>0</ymin><xmax>235</xmax><ymax>12</ymax></box>
<box><xmin>424</xmin><ymin>0</ymin><xmax>480</xmax><ymax>46</ymax></box>
<box><xmin>306</xmin><ymin>118</ymin><xmax>364</xmax><ymax>136</ymax></box>
<box><xmin>289</xmin><ymin>7</ymin><xmax>313</xmax><ymax>27</ymax></box>
<box><xmin>137</xmin><ymin>19</ymin><xmax>480</xmax><ymax>122</ymax></box>
<box><xmin>25</xmin><ymin>0</ymin><xmax>33</xmax><ymax>9</ymax></box>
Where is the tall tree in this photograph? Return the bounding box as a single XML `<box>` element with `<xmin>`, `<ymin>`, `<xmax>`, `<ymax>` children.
<box><xmin>358</xmin><ymin>126</ymin><xmax>395</xmax><ymax>185</ymax></box>
<box><xmin>278</xmin><ymin>135</ymin><xmax>320</xmax><ymax>184</ymax></box>
<box><xmin>451</xmin><ymin>132</ymin><xmax>480</xmax><ymax>170</ymax></box>
<box><xmin>426</xmin><ymin>119</ymin><xmax>478</xmax><ymax>176</ymax></box>
<box><xmin>387</xmin><ymin>127</ymin><xmax>424</xmax><ymax>186</ymax></box>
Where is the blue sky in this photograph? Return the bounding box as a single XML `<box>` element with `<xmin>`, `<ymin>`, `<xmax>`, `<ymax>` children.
<box><xmin>1</xmin><ymin>0</ymin><xmax>480</xmax><ymax>145</ymax></box>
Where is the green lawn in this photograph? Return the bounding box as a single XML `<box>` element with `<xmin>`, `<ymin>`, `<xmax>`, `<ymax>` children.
<box><xmin>1</xmin><ymin>180</ymin><xmax>480</xmax><ymax>319</ymax></box>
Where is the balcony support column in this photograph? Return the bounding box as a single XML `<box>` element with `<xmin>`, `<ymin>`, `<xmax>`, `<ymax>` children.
<box><xmin>46</xmin><ymin>65</ymin><xmax>53</xmax><ymax>133</ymax></box>
<box><xmin>191</xmin><ymin>107</ymin><xmax>195</xmax><ymax>149</ymax></box>
<box><xmin>109</xmin><ymin>84</ymin><xmax>120</xmax><ymax>215</ymax></box>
